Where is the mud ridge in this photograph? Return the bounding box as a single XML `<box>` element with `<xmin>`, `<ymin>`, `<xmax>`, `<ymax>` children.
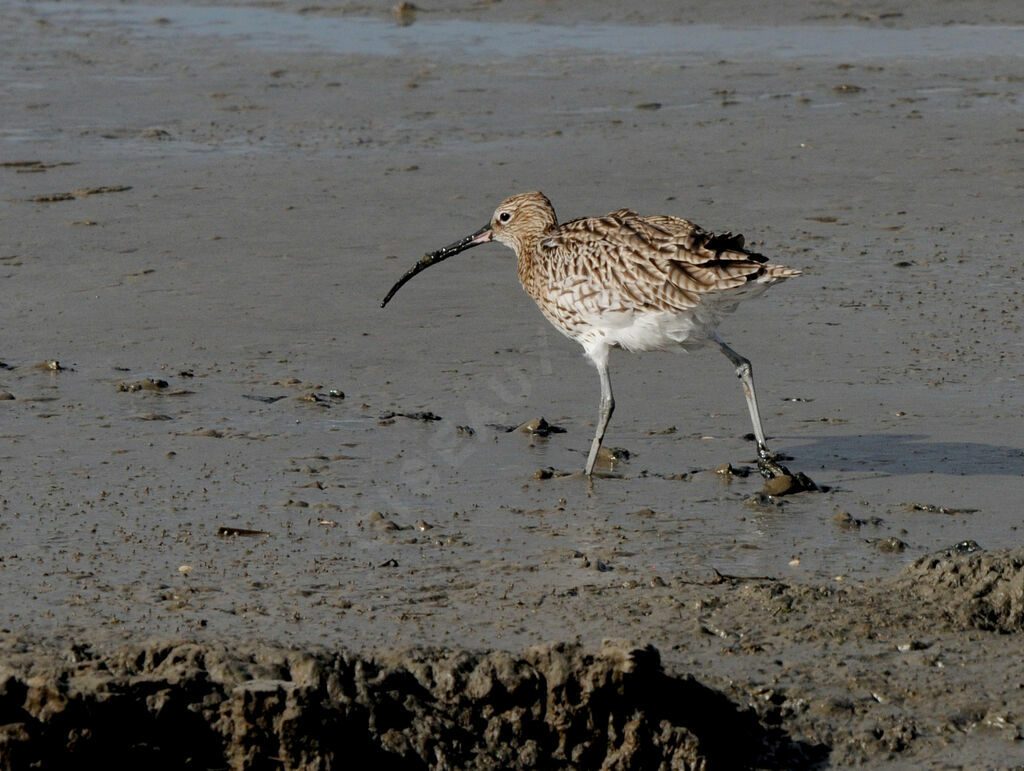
<box><xmin>0</xmin><ymin>639</ymin><xmax>819</xmax><ymax>769</ymax></box>
<box><xmin>896</xmin><ymin>547</ymin><xmax>1024</xmax><ymax>633</ymax></box>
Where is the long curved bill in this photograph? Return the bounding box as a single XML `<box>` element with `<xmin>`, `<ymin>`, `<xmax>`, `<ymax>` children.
<box><xmin>380</xmin><ymin>223</ymin><xmax>493</xmax><ymax>308</ymax></box>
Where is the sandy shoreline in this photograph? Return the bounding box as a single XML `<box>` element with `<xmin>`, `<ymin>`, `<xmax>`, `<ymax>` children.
<box><xmin>2</xmin><ymin>0</ymin><xmax>1024</xmax><ymax>765</ymax></box>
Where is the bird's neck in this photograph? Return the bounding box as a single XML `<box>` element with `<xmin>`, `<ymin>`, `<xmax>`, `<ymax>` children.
<box><xmin>514</xmin><ymin>231</ymin><xmax>549</xmax><ymax>298</ymax></box>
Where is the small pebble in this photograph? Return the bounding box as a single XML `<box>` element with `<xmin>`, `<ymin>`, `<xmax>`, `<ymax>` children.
<box><xmin>763</xmin><ymin>475</ymin><xmax>794</xmax><ymax>496</ymax></box>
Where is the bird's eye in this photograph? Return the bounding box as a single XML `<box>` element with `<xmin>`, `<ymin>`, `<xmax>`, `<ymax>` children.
<box><xmin>498</xmin><ymin>211</ymin><xmax>511</xmax><ymax>223</ymax></box>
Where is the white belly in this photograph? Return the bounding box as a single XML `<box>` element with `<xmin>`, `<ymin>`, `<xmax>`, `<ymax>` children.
<box><xmin>579</xmin><ymin>307</ymin><xmax>712</xmax><ymax>352</ymax></box>
<box><xmin>540</xmin><ymin>284</ymin><xmax>770</xmax><ymax>354</ymax></box>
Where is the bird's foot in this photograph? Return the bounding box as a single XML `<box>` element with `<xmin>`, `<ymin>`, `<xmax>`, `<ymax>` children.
<box><xmin>756</xmin><ymin>443</ymin><xmax>819</xmax><ymax>494</ymax></box>
<box><xmin>755</xmin><ymin>442</ymin><xmax>789</xmax><ymax>478</ymax></box>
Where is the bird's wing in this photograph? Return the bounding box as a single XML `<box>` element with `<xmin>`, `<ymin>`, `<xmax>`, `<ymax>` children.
<box><xmin>540</xmin><ymin>212</ymin><xmax>783</xmax><ymax>314</ymax></box>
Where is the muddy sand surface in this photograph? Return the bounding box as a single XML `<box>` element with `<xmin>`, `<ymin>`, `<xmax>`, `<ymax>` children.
<box><xmin>2</xmin><ymin>0</ymin><xmax>1024</xmax><ymax>766</ymax></box>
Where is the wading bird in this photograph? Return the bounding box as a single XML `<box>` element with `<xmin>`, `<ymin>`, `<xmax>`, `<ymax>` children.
<box><xmin>382</xmin><ymin>192</ymin><xmax>802</xmax><ymax>480</ymax></box>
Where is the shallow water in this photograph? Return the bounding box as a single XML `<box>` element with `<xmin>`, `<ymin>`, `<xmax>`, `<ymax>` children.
<box><xmin>30</xmin><ymin>2</ymin><xmax>1024</xmax><ymax>61</ymax></box>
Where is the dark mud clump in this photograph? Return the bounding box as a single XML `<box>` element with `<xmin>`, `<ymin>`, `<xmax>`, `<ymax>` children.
<box><xmin>896</xmin><ymin>546</ymin><xmax>1024</xmax><ymax>632</ymax></box>
<box><xmin>0</xmin><ymin>639</ymin><xmax>817</xmax><ymax>769</ymax></box>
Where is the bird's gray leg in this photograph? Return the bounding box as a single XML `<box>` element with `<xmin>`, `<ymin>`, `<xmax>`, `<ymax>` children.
<box><xmin>584</xmin><ymin>350</ymin><xmax>614</xmax><ymax>477</ymax></box>
<box><xmin>712</xmin><ymin>333</ymin><xmax>786</xmax><ymax>478</ymax></box>
<box><xmin>714</xmin><ymin>336</ymin><xmax>766</xmax><ymax>446</ymax></box>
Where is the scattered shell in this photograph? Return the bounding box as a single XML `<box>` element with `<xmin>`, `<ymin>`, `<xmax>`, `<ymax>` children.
<box><xmin>117</xmin><ymin>378</ymin><xmax>168</xmax><ymax>392</ymax></box>
<box><xmin>72</xmin><ymin>185</ymin><xmax>132</xmax><ymax>197</ymax></box>
<box><xmin>832</xmin><ymin>511</ymin><xmax>862</xmax><ymax>531</ymax></box>
<box><xmin>896</xmin><ymin>641</ymin><xmax>930</xmax><ymax>653</ymax></box>
<box><xmin>297</xmin><ymin>391</ymin><xmax>332</xmax><ymax>406</ymax></box>
<box><xmin>217</xmin><ymin>526</ymin><xmax>269</xmax><ymax>537</ymax></box>
<box><xmin>515</xmin><ymin>417</ymin><xmax>566</xmax><ymax>436</ymax></box>
<box><xmin>31</xmin><ymin>193</ymin><xmax>74</xmax><ymax>202</ymax></box>
<box><xmin>899</xmin><ymin>503</ymin><xmax>979</xmax><ymax>516</ymax></box>
<box><xmin>379</xmin><ymin>410</ymin><xmax>441</xmax><ymax>422</ymax></box>
<box><xmin>177</xmin><ymin>565</ymin><xmax>194</xmax><ymax>574</ymax></box>
<box><xmin>183</xmin><ymin>427</ymin><xmax>224</xmax><ymax>438</ymax></box>
<box><xmin>140</xmin><ymin>128</ymin><xmax>173</xmax><ymax>140</ymax></box>
<box><xmin>597</xmin><ymin>446</ymin><xmax>630</xmax><ymax>464</ymax></box>
<box><xmin>743</xmin><ymin>492</ymin><xmax>784</xmax><ymax>509</ymax></box>
<box><xmin>243</xmin><ymin>394</ymin><xmax>286</xmax><ymax>404</ymax></box>
<box><xmin>362</xmin><ymin>511</ymin><xmax>400</xmax><ymax>532</ymax></box>
<box><xmin>877</xmin><ymin>536</ymin><xmax>907</xmax><ymax>553</ymax></box>
<box><xmin>945</xmin><ymin>540</ymin><xmax>982</xmax><ymax>555</ymax></box>
<box><xmin>713</xmin><ymin>462</ymin><xmax>750</xmax><ymax>479</ymax></box>
<box><xmin>4</xmin><ymin>160</ymin><xmax>77</xmax><ymax>169</ymax></box>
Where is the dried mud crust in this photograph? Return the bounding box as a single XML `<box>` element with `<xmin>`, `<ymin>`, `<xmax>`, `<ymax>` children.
<box><xmin>0</xmin><ymin>640</ymin><xmax>818</xmax><ymax>770</ymax></box>
<box><xmin>2</xmin><ymin>549</ymin><xmax>1024</xmax><ymax>769</ymax></box>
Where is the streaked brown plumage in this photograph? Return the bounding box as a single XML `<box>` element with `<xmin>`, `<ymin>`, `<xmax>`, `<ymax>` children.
<box><xmin>382</xmin><ymin>191</ymin><xmax>800</xmax><ymax>478</ymax></box>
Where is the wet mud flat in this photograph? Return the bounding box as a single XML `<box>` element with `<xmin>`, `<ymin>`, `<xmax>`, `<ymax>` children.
<box><xmin>2</xmin><ymin>546</ymin><xmax>1024</xmax><ymax>768</ymax></box>
<box><xmin>3</xmin><ymin>0</ymin><xmax>1024</xmax><ymax>767</ymax></box>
